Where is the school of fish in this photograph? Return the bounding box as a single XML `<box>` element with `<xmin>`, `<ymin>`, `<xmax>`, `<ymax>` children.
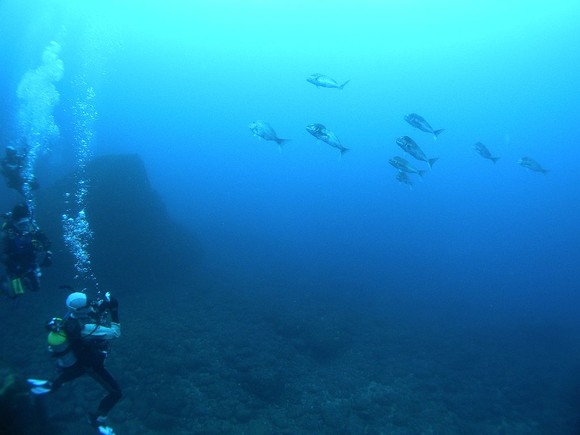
<box><xmin>249</xmin><ymin>74</ymin><xmax>549</xmax><ymax>189</ymax></box>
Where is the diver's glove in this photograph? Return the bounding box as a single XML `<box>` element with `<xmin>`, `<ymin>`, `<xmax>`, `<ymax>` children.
<box><xmin>97</xmin><ymin>292</ymin><xmax>118</xmax><ymax>310</ymax></box>
<box><xmin>104</xmin><ymin>292</ymin><xmax>120</xmax><ymax>323</ymax></box>
<box><xmin>27</xmin><ymin>379</ymin><xmax>52</xmax><ymax>395</ymax></box>
<box><xmin>105</xmin><ymin>292</ymin><xmax>118</xmax><ymax>309</ymax></box>
<box><xmin>41</xmin><ymin>250</ymin><xmax>53</xmax><ymax>267</ymax></box>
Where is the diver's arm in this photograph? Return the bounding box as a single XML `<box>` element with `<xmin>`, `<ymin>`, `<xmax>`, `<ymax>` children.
<box><xmin>35</xmin><ymin>229</ymin><xmax>51</xmax><ymax>250</ymax></box>
<box><xmin>81</xmin><ymin>322</ymin><xmax>121</xmax><ymax>340</ymax></box>
<box><xmin>80</xmin><ymin>293</ymin><xmax>120</xmax><ymax>340</ymax></box>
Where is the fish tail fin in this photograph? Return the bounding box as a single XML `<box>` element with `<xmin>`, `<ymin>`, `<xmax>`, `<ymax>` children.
<box><xmin>276</xmin><ymin>139</ymin><xmax>290</xmax><ymax>153</ymax></box>
<box><xmin>337</xmin><ymin>147</ymin><xmax>350</xmax><ymax>160</ymax></box>
<box><xmin>417</xmin><ymin>170</ymin><xmax>427</xmax><ymax>178</ymax></box>
<box><xmin>339</xmin><ymin>80</ymin><xmax>351</xmax><ymax>90</ymax></box>
<box><xmin>433</xmin><ymin>129</ymin><xmax>445</xmax><ymax>140</ymax></box>
<box><xmin>542</xmin><ymin>168</ymin><xmax>549</xmax><ymax>175</ymax></box>
<box><xmin>491</xmin><ymin>157</ymin><xmax>500</xmax><ymax>164</ymax></box>
<box><xmin>428</xmin><ymin>158</ymin><xmax>439</xmax><ymax>169</ymax></box>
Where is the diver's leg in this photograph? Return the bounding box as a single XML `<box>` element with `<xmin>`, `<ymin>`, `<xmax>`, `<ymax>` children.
<box><xmin>51</xmin><ymin>364</ymin><xmax>86</xmax><ymax>391</ymax></box>
<box><xmin>0</xmin><ymin>274</ymin><xmax>12</xmax><ymax>297</ymax></box>
<box><xmin>23</xmin><ymin>269</ymin><xmax>41</xmax><ymax>292</ymax></box>
<box><xmin>87</xmin><ymin>365</ymin><xmax>122</xmax><ymax>417</ymax></box>
<box><xmin>29</xmin><ymin>364</ymin><xmax>85</xmax><ymax>395</ymax></box>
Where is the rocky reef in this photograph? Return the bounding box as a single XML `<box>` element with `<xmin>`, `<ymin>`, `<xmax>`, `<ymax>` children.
<box><xmin>36</xmin><ymin>153</ymin><xmax>203</xmax><ymax>292</ymax></box>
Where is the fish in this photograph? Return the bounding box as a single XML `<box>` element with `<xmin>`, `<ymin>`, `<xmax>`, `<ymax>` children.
<box><xmin>389</xmin><ymin>156</ymin><xmax>427</xmax><ymax>178</ymax></box>
<box><xmin>306</xmin><ymin>73</ymin><xmax>350</xmax><ymax>90</ymax></box>
<box><xmin>395</xmin><ymin>136</ymin><xmax>439</xmax><ymax>168</ymax></box>
<box><xmin>474</xmin><ymin>142</ymin><xmax>500</xmax><ymax>164</ymax></box>
<box><xmin>404</xmin><ymin>113</ymin><xmax>444</xmax><ymax>140</ymax></box>
<box><xmin>395</xmin><ymin>171</ymin><xmax>414</xmax><ymax>190</ymax></box>
<box><xmin>518</xmin><ymin>157</ymin><xmax>548</xmax><ymax>175</ymax></box>
<box><xmin>306</xmin><ymin>123</ymin><xmax>350</xmax><ymax>156</ymax></box>
<box><xmin>249</xmin><ymin>120</ymin><xmax>290</xmax><ymax>150</ymax></box>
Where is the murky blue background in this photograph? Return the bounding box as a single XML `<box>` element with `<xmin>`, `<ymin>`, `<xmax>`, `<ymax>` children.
<box><xmin>2</xmin><ymin>1</ymin><xmax>580</xmax><ymax>433</ymax></box>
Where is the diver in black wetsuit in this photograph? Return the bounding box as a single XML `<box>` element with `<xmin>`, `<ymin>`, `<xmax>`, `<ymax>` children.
<box><xmin>1</xmin><ymin>203</ymin><xmax>52</xmax><ymax>297</ymax></box>
<box><xmin>28</xmin><ymin>291</ymin><xmax>122</xmax><ymax>435</ymax></box>
<box><xmin>0</xmin><ymin>145</ymin><xmax>38</xmax><ymax>195</ymax></box>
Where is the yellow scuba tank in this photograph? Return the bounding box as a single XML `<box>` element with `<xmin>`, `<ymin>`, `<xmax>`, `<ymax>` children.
<box><xmin>47</xmin><ymin>318</ymin><xmax>76</xmax><ymax>368</ymax></box>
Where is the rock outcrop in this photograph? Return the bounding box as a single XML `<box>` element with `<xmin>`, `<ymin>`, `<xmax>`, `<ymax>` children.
<box><xmin>37</xmin><ymin>153</ymin><xmax>203</xmax><ymax>292</ymax></box>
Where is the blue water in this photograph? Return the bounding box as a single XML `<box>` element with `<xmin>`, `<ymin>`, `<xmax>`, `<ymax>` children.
<box><xmin>2</xmin><ymin>1</ymin><xmax>580</xmax><ymax>433</ymax></box>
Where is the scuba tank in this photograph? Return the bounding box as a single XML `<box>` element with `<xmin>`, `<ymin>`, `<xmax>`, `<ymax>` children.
<box><xmin>46</xmin><ymin>317</ymin><xmax>76</xmax><ymax>368</ymax></box>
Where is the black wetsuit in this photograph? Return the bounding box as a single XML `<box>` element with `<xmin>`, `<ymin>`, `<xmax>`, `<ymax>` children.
<box><xmin>0</xmin><ymin>149</ymin><xmax>38</xmax><ymax>194</ymax></box>
<box><xmin>51</xmin><ymin>312</ymin><xmax>122</xmax><ymax>418</ymax></box>
<box><xmin>1</xmin><ymin>218</ymin><xmax>51</xmax><ymax>292</ymax></box>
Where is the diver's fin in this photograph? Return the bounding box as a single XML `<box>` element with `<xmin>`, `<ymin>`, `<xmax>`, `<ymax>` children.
<box><xmin>31</xmin><ymin>386</ymin><xmax>52</xmax><ymax>395</ymax></box>
<box><xmin>27</xmin><ymin>378</ymin><xmax>49</xmax><ymax>386</ymax></box>
<box><xmin>98</xmin><ymin>425</ymin><xmax>116</xmax><ymax>435</ymax></box>
<box><xmin>27</xmin><ymin>379</ymin><xmax>52</xmax><ymax>395</ymax></box>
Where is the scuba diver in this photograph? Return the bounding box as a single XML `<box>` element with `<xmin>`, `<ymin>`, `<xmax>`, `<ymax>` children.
<box><xmin>0</xmin><ymin>145</ymin><xmax>39</xmax><ymax>195</ymax></box>
<box><xmin>1</xmin><ymin>203</ymin><xmax>52</xmax><ymax>298</ymax></box>
<box><xmin>28</xmin><ymin>290</ymin><xmax>122</xmax><ymax>435</ymax></box>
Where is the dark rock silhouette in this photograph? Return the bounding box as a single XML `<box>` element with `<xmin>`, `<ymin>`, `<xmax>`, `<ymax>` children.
<box><xmin>36</xmin><ymin>153</ymin><xmax>203</xmax><ymax>292</ymax></box>
<box><xmin>0</xmin><ymin>361</ymin><xmax>56</xmax><ymax>435</ymax></box>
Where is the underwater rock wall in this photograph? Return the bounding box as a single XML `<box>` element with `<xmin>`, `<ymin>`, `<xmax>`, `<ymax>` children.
<box><xmin>37</xmin><ymin>153</ymin><xmax>203</xmax><ymax>292</ymax></box>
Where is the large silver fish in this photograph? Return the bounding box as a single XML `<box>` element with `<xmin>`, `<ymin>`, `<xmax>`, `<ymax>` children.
<box><xmin>404</xmin><ymin>113</ymin><xmax>444</xmax><ymax>140</ymax></box>
<box><xmin>389</xmin><ymin>156</ymin><xmax>426</xmax><ymax>178</ymax></box>
<box><xmin>249</xmin><ymin>120</ymin><xmax>289</xmax><ymax>150</ymax></box>
<box><xmin>474</xmin><ymin>142</ymin><xmax>500</xmax><ymax>164</ymax></box>
<box><xmin>306</xmin><ymin>123</ymin><xmax>350</xmax><ymax>156</ymax></box>
<box><xmin>306</xmin><ymin>73</ymin><xmax>350</xmax><ymax>90</ymax></box>
<box><xmin>396</xmin><ymin>136</ymin><xmax>438</xmax><ymax>168</ymax></box>
<box><xmin>518</xmin><ymin>157</ymin><xmax>548</xmax><ymax>175</ymax></box>
<box><xmin>395</xmin><ymin>171</ymin><xmax>414</xmax><ymax>190</ymax></box>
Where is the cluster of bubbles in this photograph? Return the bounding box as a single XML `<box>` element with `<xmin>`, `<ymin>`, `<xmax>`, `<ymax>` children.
<box><xmin>16</xmin><ymin>41</ymin><xmax>64</xmax><ymax>205</ymax></box>
<box><xmin>62</xmin><ymin>206</ymin><xmax>93</xmax><ymax>279</ymax></box>
<box><xmin>14</xmin><ymin>39</ymin><xmax>99</xmax><ymax>288</ymax></box>
<box><xmin>61</xmin><ymin>18</ymin><xmax>118</xmax><ymax>290</ymax></box>
<box><xmin>62</xmin><ymin>82</ymin><xmax>98</xmax><ymax>287</ymax></box>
